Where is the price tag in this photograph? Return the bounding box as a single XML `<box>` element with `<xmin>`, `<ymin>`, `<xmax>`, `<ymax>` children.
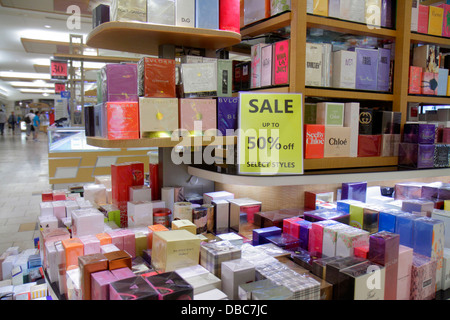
<box><xmin>55</xmin><ymin>83</ymin><xmax>66</xmax><ymax>94</ymax></box>
<box><xmin>50</xmin><ymin>60</ymin><xmax>68</xmax><ymax>81</ymax></box>
<box><xmin>237</xmin><ymin>92</ymin><xmax>303</xmax><ymax>175</ymax></box>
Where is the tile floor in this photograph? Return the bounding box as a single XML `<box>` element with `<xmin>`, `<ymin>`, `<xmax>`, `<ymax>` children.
<box><xmin>0</xmin><ymin>127</ymin><xmax>51</xmax><ymax>254</ymax></box>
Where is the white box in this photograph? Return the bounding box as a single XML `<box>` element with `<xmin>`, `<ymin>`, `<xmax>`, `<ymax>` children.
<box><xmin>2</xmin><ymin>255</ymin><xmax>17</xmax><ymax>280</ymax></box>
<box><xmin>322</xmin><ymin>223</ymin><xmax>352</xmax><ymax>257</ymax></box>
<box><xmin>151</xmin><ymin>200</ymin><xmax>166</xmax><ymax>209</ymax></box>
<box><xmin>194</xmin><ymin>288</ymin><xmax>228</xmax><ymax>300</ymax></box>
<box><xmin>216</xmin><ymin>232</ymin><xmax>244</xmax><ymax>247</ymax></box>
<box><xmin>336</xmin><ymin>228</ymin><xmax>370</xmax><ymax>257</ymax></box>
<box><xmin>340</xmin><ymin>0</ymin><xmax>365</xmax><ymax>23</ymax></box>
<box><xmin>305</xmin><ymin>43</ymin><xmax>323</xmax><ymax>87</ymax></box>
<box><xmin>111</xmin><ymin>0</ymin><xmax>147</xmax><ymax>22</ymax></box>
<box><xmin>344</xmin><ymin>102</ymin><xmax>360</xmax><ymax>157</ymax></box>
<box><xmin>184</xmin><ymin>272</ymin><xmax>221</xmax><ymax>295</ymax></box>
<box><xmin>100</xmin><ymin>244</ymin><xmax>120</xmax><ymax>254</ymax></box>
<box><xmin>39</xmin><ymin>202</ymin><xmax>54</xmax><ymax>217</ymax></box>
<box><xmin>228</xmin><ymin>198</ymin><xmax>262</xmax><ymax>233</ymax></box>
<box><xmin>65</xmin><ymin>201</ymin><xmax>79</xmax><ymax>218</ymax></box>
<box><xmin>38</xmin><ymin>215</ymin><xmax>58</xmax><ymax>232</ymax></box>
<box><xmin>45</xmin><ymin>242</ymin><xmax>58</xmax><ymax>283</ymax></box>
<box><xmin>83</xmin><ymin>184</ymin><xmax>107</xmax><ymax>205</ymax></box>
<box><xmin>176</xmin><ymin>0</ymin><xmax>195</xmax><ymax>27</ymax></box>
<box><xmin>411</xmin><ymin>0</ymin><xmax>419</xmax><ymax>32</ymax></box>
<box><xmin>332</xmin><ymin>50</ymin><xmax>357</xmax><ymax>89</ymax></box>
<box><xmin>442</xmin><ymin>248</ymin><xmax>450</xmax><ymax>291</ymax></box>
<box><xmin>251</xmin><ymin>43</ymin><xmax>265</xmax><ymax>89</ymax></box>
<box><xmin>213</xmin><ymin>200</ymin><xmax>230</xmax><ymax>233</ymax></box>
<box><xmin>260</xmin><ymin>44</ymin><xmax>273</xmax><ymax>87</ymax></box>
<box><xmin>221</xmin><ymin>259</ymin><xmax>255</xmax><ymax>300</ymax></box>
<box><xmin>181</xmin><ymin>63</ymin><xmax>217</xmax><ymax>96</ymax></box>
<box><xmin>127</xmin><ymin>201</ymin><xmax>153</xmax><ymax>227</ymax></box>
<box><xmin>71</xmin><ymin>208</ymin><xmax>104</xmax><ymax>237</ymax></box>
<box><xmin>203</xmin><ymin>191</ymin><xmax>234</xmax><ymax>204</ymax></box>
<box><xmin>431</xmin><ymin>209</ymin><xmax>450</xmax><ymax>249</ymax></box>
<box><xmin>321</xmin><ymin>43</ymin><xmax>332</xmax><ymax>87</ymax></box>
<box><xmin>129</xmin><ymin>185</ymin><xmax>152</xmax><ymax>202</ymax></box>
<box><xmin>147</xmin><ymin>0</ymin><xmax>175</xmax><ymax>25</ymax></box>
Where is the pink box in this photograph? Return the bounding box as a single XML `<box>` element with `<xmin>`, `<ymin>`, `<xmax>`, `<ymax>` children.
<box><xmin>178</xmin><ymin>99</ymin><xmax>217</xmax><ymax>133</ymax></box>
<box><xmin>111</xmin><ymin>267</ymin><xmax>135</xmax><ymax>281</ymax></box>
<box><xmin>308</xmin><ymin>220</ymin><xmax>340</xmax><ymax>255</ymax></box>
<box><xmin>272</xmin><ymin>39</ymin><xmax>290</xmax><ymax>85</ymax></box>
<box><xmin>397</xmin><ymin>276</ymin><xmax>411</xmax><ymax>300</ymax></box>
<box><xmin>117</xmin><ymin>229</ymin><xmax>136</xmax><ymax>258</ymax></box>
<box><xmin>79</xmin><ymin>235</ymin><xmax>101</xmax><ymax>255</ymax></box>
<box><xmin>283</xmin><ymin>217</ymin><xmax>303</xmax><ymax>238</ymax></box>
<box><xmin>418</xmin><ymin>5</ymin><xmax>429</xmax><ymax>34</ymax></box>
<box><xmin>398</xmin><ymin>245</ymin><xmax>413</xmax><ymax>279</ymax></box>
<box><xmin>91</xmin><ymin>270</ymin><xmax>118</xmax><ymax>300</ymax></box>
<box><xmin>52</xmin><ymin>201</ymin><xmax>66</xmax><ymax>220</ymax></box>
<box><xmin>107</xmin><ymin>230</ymin><xmax>124</xmax><ymax>251</ymax></box>
<box><xmin>53</xmin><ymin>190</ymin><xmax>66</xmax><ymax>201</ymax></box>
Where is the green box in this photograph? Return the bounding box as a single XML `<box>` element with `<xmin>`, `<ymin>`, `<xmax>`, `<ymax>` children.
<box><xmin>304</xmin><ymin>103</ymin><xmax>317</xmax><ymax>124</ymax></box>
<box><xmin>317</xmin><ymin>102</ymin><xmax>344</xmax><ymax>126</ymax></box>
<box><xmin>217</xmin><ymin>59</ymin><xmax>233</xmax><ymax>97</ymax></box>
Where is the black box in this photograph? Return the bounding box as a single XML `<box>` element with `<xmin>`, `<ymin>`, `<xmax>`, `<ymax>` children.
<box><xmin>359</xmin><ymin>108</ymin><xmax>374</xmax><ymax>135</ymax></box>
<box><xmin>373</xmin><ymin>110</ymin><xmax>401</xmax><ymax>135</ymax></box>
<box><xmin>144</xmin><ymin>272</ymin><xmax>193</xmax><ymax>300</ymax></box>
<box><xmin>84</xmin><ymin>105</ymin><xmax>95</xmax><ymax>137</ymax></box>
<box><xmin>93</xmin><ymin>4</ymin><xmax>110</xmax><ymax>29</ymax></box>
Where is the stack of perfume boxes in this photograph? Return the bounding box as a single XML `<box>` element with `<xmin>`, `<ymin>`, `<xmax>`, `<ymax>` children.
<box><xmin>95</xmin><ymin>0</ymin><xmax>240</xmax><ymax>33</ymax></box>
<box><xmin>304</xmin><ymin>102</ymin><xmax>401</xmax><ymax>159</ymax></box>
<box><xmin>243</xmin><ymin>0</ymin><xmax>292</xmax><ymax>27</ymax></box>
<box><xmin>409</xmin><ymin>45</ymin><xmax>449</xmax><ymax>96</ymax></box>
<box><xmin>411</xmin><ymin>2</ymin><xmax>450</xmax><ymax>38</ymax></box>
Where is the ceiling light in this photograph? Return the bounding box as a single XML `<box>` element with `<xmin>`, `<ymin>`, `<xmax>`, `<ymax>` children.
<box><xmin>9</xmin><ymin>81</ymin><xmax>54</xmax><ymax>88</ymax></box>
<box><xmin>0</xmin><ymin>72</ymin><xmax>51</xmax><ymax>80</ymax></box>
<box><xmin>19</xmin><ymin>88</ymin><xmax>55</xmax><ymax>94</ymax></box>
<box><xmin>44</xmin><ymin>25</ymin><xmax>52</xmax><ymax>29</ymax></box>
<box><xmin>42</xmin><ymin>93</ymin><xmax>50</xmax><ymax>97</ymax></box>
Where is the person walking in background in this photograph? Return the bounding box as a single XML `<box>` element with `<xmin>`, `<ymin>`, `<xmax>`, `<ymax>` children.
<box><xmin>0</xmin><ymin>110</ymin><xmax>6</xmax><ymax>135</ymax></box>
<box><xmin>25</xmin><ymin>109</ymin><xmax>35</xmax><ymax>139</ymax></box>
<box><xmin>32</xmin><ymin>110</ymin><xmax>41</xmax><ymax>141</ymax></box>
<box><xmin>8</xmin><ymin>112</ymin><xmax>16</xmax><ymax>134</ymax></box>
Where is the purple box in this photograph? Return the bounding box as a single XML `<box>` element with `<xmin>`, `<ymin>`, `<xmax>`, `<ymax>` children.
<box><xmin>102</xmin><ymin>64</ymin><xmax>138</xmax><ymax>103</ymax></box>
<box><xmin>91</xmin><ymin>270</ymin><xmax>118</xmax><ymax>300</ymax></box>
<box><xmin>298</xmin><ymin>220</ymin><xmax>312</xmax><ymax>251</ymax></box>
<box><xmin>303</xmin><ymin>209</ymin><xmax>350</xmax><ymax>225</ymax></box>
<box><xmin>403</xmin><ymin>124</ymin><xmax>436</xmax><ymax>144</ymax></box>
<box><xmin>381</xmin><ymin>0</ymin><xmax>393</xmax><ymax>28</ymax></box>
<box><xmin>354</xmin><ymin>48</ymin><xmax>379</xmax><ymax>91</ymax></box>
<box><xmin>401</xmin><ymin>199</ymin><xmax>435</xmax><ymax>217</ymax></box>
<box><xmin>421</xmin><ymin>182</ymin><xmax>443</xmax><ymax>200</ymax></box>
<box><xmin>252</xmin><ymin>226</ymin><xmax>282</xmax><ymax>246</ymax></box>
<box><xmin>109</xmin><ymin>276</ymin><xmax>159</xmax><ymax>300</ymax></box>
<box><xmin>217</xmin><ymin>97</ymin><xmax>238</xmax><ymax>136</ymax></box>
<box><xmin>394</xmin><ymin>182</ymin><xmax>426</xmax><ymax>200</ymax></box>
<box><xmin>111</xmin><ymin>267</ymin><xmax>135</xmax><ymax>281</ymax></box>
<box><xmin>398</xmin><ymin>143</ymin><xmax>435</xmax><ymax>169</ymax></box>
<box><xmin>341</xmin><ymin>182</ymin><xmax>367</xmax><ymax>203</ymax></box>
<box><xmin>265</xmin><ymin>233</ymin><xmax>300</xmax><ymax>250</ymax></box>
<box><xmin>377</xmin><ymin>48</ymin><xmax>391</xmax><ymax>92</ymax></box>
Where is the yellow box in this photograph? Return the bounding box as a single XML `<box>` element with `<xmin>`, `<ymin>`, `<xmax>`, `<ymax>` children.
<box><xmin>313</xmin><ymin>0</ymin><xmax>328</xmax><ymax>16</ymax></box>
<box><xmin>428</xmin><ymin>6</ymin><xmax>444</xmax><ymax>36</ymax></box>
<box><xmin>172</xmin><ymin>219</ymin><xmax>197</xmax><ymax>235</ymax></box>
<box><xmin>445</xmin><ymin>200</ymin><xmax>450</xmax><ymax>211</ymax></box>
<box><xmin>151</xmin><ymin>230</ymin><xmax>201</xmax><ymax>272</ymax></box>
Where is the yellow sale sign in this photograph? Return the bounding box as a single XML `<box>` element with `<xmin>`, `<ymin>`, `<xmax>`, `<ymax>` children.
<box><xmin>237</xmin><ymin>92</ymin><xmax>303</xmax><ymax>175</ymax></box>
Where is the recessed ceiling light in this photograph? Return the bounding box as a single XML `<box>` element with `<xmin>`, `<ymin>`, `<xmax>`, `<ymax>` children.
<box><xmin>0</xmin><ymin>72</ymin><xmax>51</xmax><ymax>80</ymax></box>
<box><xmin>44</xmin><ymin>25</ymin><xmax>52</xmax><ymax>29</ymax></box>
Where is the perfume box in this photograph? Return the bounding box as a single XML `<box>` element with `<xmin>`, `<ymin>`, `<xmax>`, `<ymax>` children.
<box><xmin>103</xmin><ymin>102</ymin><xmax>140</xmax><ymax>140</ymax></box>
<box><xmin>378</xmin><ymin>209</ymin><xmax>403</xmax><ymax>233</ymax></box>
<box><xmin>145</xmin><ymin>272</ymin><xmax>194</xmax><ymax>300</ymax></box>
<box><xmin>254</xmin><ymin>208</ymin><xmax>302</xmax><ymax>229</ymax></box>
<box><xmin>266</xmin><ymin>233</ymin><xmax>300</xmax><ymax>250</ymax></box>
<box><xmin>332</xmin><ymin>50</ymin><xmax>356</xmax><ymax>89</ymax></box>
<box><xmin>368</xmin><ymin>231</ymin><xmax>400</xmax><ymax>300</ymax></box>
<box><xmin>324</xmin><ymin>127</ymin><xmax>351</xmax><ymax>158</ymax></box>
<box><xmin>336</xmin><ymin>228</ymin><xmax>369</xmax><ymax>258</ymax></box>
<box><xmin>413</xmin><ymin>217</ymin><xmax>444</xmax><ymax>276</ymax></box>
<box><xmin>403</xmin><ymin>123</ymin><xmax>436</xmax><ymax>144</ymax></box>
<box><xmin>127</xmin><ymin>201</ymin><xmax>153</xmax><ymax>228</ymax></box>
<box><xmin>358</xmin><ymin>108</ymin><xmax>374</xmax><ymax>135</ymax></box>
<box><xmin>219</xmin><ymin>0</ymin><xmax>240</xmax><ymax>33</ymax></box>
<box><xmin>177</xmin><ymin>269</ymin><xmax>220</xmax><ymax>295</ymax></box>
<box><xmin>338</xmin><ymin>260</ymin><xmax>386</xmax><ymax>300</ymax></box>
<box><xmin>328</xmin><ymin>0</ymin><xmax>340</xmax><ymax>18</ymax></box>
<box><xmin>413</xmin><ymin>45</ymin><xmax>440</xmax><ymax>73</ymax></box>
<box><xmin>324</xmin><ymin>256</ymin><xmax>367</xmax><ymax>299</ymax></box>
<box><xmin>304</xmin><ymin>103</ymin><xmax>317</xmax><ymax>124</ymax></box>
<box><xmin>200</xmin><ymin>241</ymin><xmax>241</xmax><ymax>277</ymax></box>
<box><xmin>316</xmin><ymin>102</ymin><xmax>344</xmax><ymax>127</ymax></box>
<box><xmin>434</xmin><ymin>144</ymin><xmax>450</xmax><ymax>168</ymax></box>
<box><xmin>283</xmin><ymin>217</ymin><xmax>304</xmax><ymax>239</ymax></box>
<box><xmin>373</xmin><ymin>111</ymin><xmax>401</xmax><ymax>135</ymax></box>
<box><xmin>298</xmin><ymin>220</ymin><xmax>313</xmax><ymax>250</ymax></box>
<box><xmin>422</xmin><ymin>72</ymin><xmax>439</xmax><ymax>95</ymax></box>
<box><xmin>243</xmin><ymin>0</ymin><xmax>270</xmax><ymax>26</ymax></box>
<box><xmin>304</xmin><ymin>209</ymin><xmax>349</xmax><ymax>225</ymax></box>
<box><xmin>398</xmin><ymin>143</ymin><xmax>435</xmax><ymax>169</ymax></box>
<box><xmin>304</xmin><ymin>124</ymin><xmax>325</xmax><ymax>159</ymax></box>
<box><xmin>398</xmin><ymin>245</ymin><xmax>413</xmax><ymax>280</ymax></box>
<box><xmin>109</xmin><ymin>276</ymin><xmax>159</xmax><ymax>300</ymax></box>
<box><xmin>418</xmin><ymin>4</ymin><xmax>430</xmax><ymax>34</ymax></box>
<box><xmin>217</xmin><ymin>97</ymin><xmax>238</xmax><ymax>136</ymax></box>
<box><xmin>110</xmin><ymin>0</ymin><xmax>147</xmax><ymax>22</ymax></box>
<box><xmin>340</xmin><ymin>0</ymin><xmax>365</xmax><ymax>23</ymax></box>
<box><xmin>402</xmin><ymin>199</ymin><xmax>434</xmax><ymax>216</ymax></box>
<box><xmin>138</xmin><ymin>57</ymin><xmax>176</xmax><ymax>98</ymax></box>
<box><xmin>72</xmin><ymin>209</ymin><xmax>104</xmax><ymax>238</ymax></box>
<box><xmin>151</xmin><ymin>230</ymin><xmax>201</xmax><ymax>272</ymax></box>
<box><xmin>443</xmin><ymin>248</ymin><xmax>450</xmax><ymax>290</ymax></box>
<box><xmin>308</xmin><ymin>220</ymin><xmax>340</xmax><ymax>255</ymax></box>
<box><xmin>272</xmin><ymin>39</ymin><xmax>290</xmax><ymax>86</ymax></box>
<box><xmin>410</xmin><ymin>253</ymin><xmax>437</xmax><ymax>300</ymax></box>
<box><xmin>322</xmin><ymin>223</ymin><xmax>352</xmax><ymax>257</ymax></box>
<box><xmin>129</xmin><ymin>185</ymin><xmax>151</xmax><ymax>202</ymax></box>
<box><xmin>341</xmin><ymin>182</ymin><xmax>367</xmax><ymax>203</ymax></box>
<box><xmin>260</xmin><ymin>44</ymin><xmax>273</xmax><ymax>87</ymax></box>
<box><xmin>304</xmin><ymin>191</ymin><xmax>334</xmax><ymax>210</ymax></box>
<box><xmin>217</xmin><ymin>59</ymin><xmax>233</xmax><ymax>97</ymax></box>
<box><xmin>175</xmin><ymin>0</ymin><xmax>194</xmax><ymax>27</ymax></box>
<box><xmin>358</xmin><ymin>135</ymin><xmax>382</xmax><ymax>157</ymax></box>
<box><xmin>101</xmin><ymin>64</ymin><xmax>138</xmax><ymax>103</ymax></box>
<box><xmin>438</xmin><ymin>69</ymin><xmax>449</xmax><ymax>96</ymax></box>
<box><xmin>354</xmin><ymin>48</ymin><xmax>379</xmax><ymax>91</ymax></box>
<box><xmin>147</xmin><ymin>0</ymin><xmax>175</xmax><ymax>25</ymax></box>
<box><xmin>84</xmin><ymin>105</ymin><xmax>95</xmax><ymax>137</ymax></box>
<box><xmin>228</xmin><ymin>198</ymin><xmax>261</xmax><ymax>233</ymax></box>
<box><xmin>221</xmin><ymin>259</ymin><xmax>255</xmax><ymax>300</ymax></box>
<box><xmin>62</xmin><ymin>238</ymin><xmax>84</xmax><ymax>269</ymax></box>
<box><xmin>411</xmin><ymin>0</ymin><xmax>419</xmax><ymax>32</ymax></box>
<box><xmin>305</xmin><ymin>43</ymin><xmax>323</xmax><ymax>87</ymax></box>
<box><xmin>252</xmin><ymin>226</ymin><xmax>281</xmax><ymax>246</ymax></box>
<box><xmin>409</xmin><ymin>66</ymin><xmax>423</xmax><ymax>94</ymax></box>
<box><xmin>344</xmin><ymin>102</ymin><xmax>360</xmax><ymax>157</ymax></box>
<box><xmin>395</xmin><ymin>213</ymin><xmax>423</xmax><ymax>248</ymax></box>
<box><xmin>181</xmin><ymin>63</ymin><xmax>217</xmax><ymax>97</ymax></box>
<box><xmin>79</xmin><ymin>235</ymin><xmax>101</xmax><ymax>255</ymax></box>
<box><xmin>251</xmin><ymin>43</ymin><xmax>264</xmax><ymax>89</ymax></box>
<box><xmin>139</xmin><ymin>98</ymin><xmax>178</xmax><ymax>136</ymax></box>
<box><xmin>239</xmin><ymin>61</ymin><xmax>251</xmax><ymax>90</ymax></box>
<box><xmin>78</xmin><ymin>253</ymin><xmax>108</xmax><ymax>300</ymax></box>
<box><xmin>195</xmin><ymin>0</ymin><xmax>219</xmax><ymax>29</ymax></box>
<box><xmin>313</xmin><ymin>0</ymin><xmax>328</xmax><ymax>16</ymax></box>
<box><xmin>178</xmin><ymin>98</ymin><xmax>216</xmax><ymax>133</ymax></box>
<box><xmin>91</xmin><ymin>270</ymin><xmax>117</xmax><ymax>300</ymax></box>
<box><xmin>380</xmin><ymin>134</ymin><xmax>401</xmax><ymax>157</ymax></box>
<box><xmin>428</xmin><ymin>5</ymin><xmax>444</xmax><ymax>36</ymax></box>
<box><xmin>438</xmin><ymin>3</ymin><xmax>450</xmax><ymax>37</ymax></box>
<box><xmin>93</xmin><ymin>4</ymin><xmax>110</xmax><ymax>28</ymax></box>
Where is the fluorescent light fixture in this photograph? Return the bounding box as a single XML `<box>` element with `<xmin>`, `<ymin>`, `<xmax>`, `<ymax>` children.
<box><xmin>9</xmin><ymin>81</ymin><xmax>55</xmax><ymax>88</ymax></box>
<box><xmin>19</xmin><ymin>88</ymin><xmax>55</xmax><ymax>94</ymax></box>
<box><xmin>42</xmin><ymin>93</ymin><xmax>49</xmax><ymax>97</ymax></box>
<box><xmin>18</xmin><ymin>29</ymin><xmax>88</xmax><ymax>43</ymax></box>
<box><xmin>0</xmin><ymin>72</ymin><xmax>51</xmax><ymax>80</ymax></box>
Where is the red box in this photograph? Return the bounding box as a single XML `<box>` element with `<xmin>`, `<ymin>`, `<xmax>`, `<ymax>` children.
<box><xmin>140</xmin><ymin>57</ymin><xmax>176</xmax><ymax>98</ymax></box>
<box><xmin>105</xmin><ymin>102</ymin><xmax>140</xmax><ymax>140</ymax></box>
<box><xmin>219</xmin><ymin>0</ymin><xmax>240</xmax><ymax>33</ymax></box>
<box><xmin>41</xmin><ymin>190</ymin><xmax>53</xmax><ymax>202</ymax></box>
<box><xmin>443</xmin><ymin>128</ymin><xmax>450</xmax><ymax>143</ymax></box>
<box><xmin>408</xmin><ymin>66</ymin><xmax>422</xmax><ymax>94</ymax></box>
<box><xmin>111</xmin><ymin>163</ymin><xmax>133</xmax><ymax>227</ymax></box>
<box><xmin>354</xmin><ymin>245</ymin><xmax>369</xmax><ymax>259</ymax></box>
<box><xmin>358</xmin><ymin>135</ymin><xmax>382</xmax><ymax>157</ymax></box>
<box><xmin>418</xmin><ymin>5</ymin><xmax>429</xmax><ymax>34</ymax></box>
<box><xmin>304</xmin><ymin>124</ymin><xmax>325</xmax><ymax>159</ymax></box>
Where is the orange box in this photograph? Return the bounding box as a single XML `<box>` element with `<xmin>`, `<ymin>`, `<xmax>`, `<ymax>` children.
<box><xmin>304</xmin><ymin>124</ymin><xmax>325</xmax><ymax>159</ymax></box>
<box><xmin>148</xmin><ymin>224</ymin><xmax>169</xmax><ymax>249</ymax></box>
<box><xmin>96</xmin><ymin>233</ymin><xmax>112</xmax><ymax>246</ymax></box>
<box><xmin>105</xmin><ymin>102</ymin><xmax>140</xmax><ymax>140</ymax></box>
<box><xmin>62</xmin><ymin>238</ymin><xmax>84</xmax><ymax>269</ymax></box>
<box><xmin>104</xmin><ymin>250</ymin><xmax>132</xmax><ymax>271</ymax></box>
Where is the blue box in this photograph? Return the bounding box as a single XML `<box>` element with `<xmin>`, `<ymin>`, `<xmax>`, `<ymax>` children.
<box><xmin>413</xmin><ymin>217</ymin><xmax>445</xmax><ymax>257</ymax></box>
<box><xmin>378</xmin><ymin>209</ymin><xmax>404</xmax><ymax>233</ymax></box>
<box><xmin>395</xmin><ymin>213</ymin><xmax>422</xmax><ymax>248</ymax></box>
<box><xmin>252</xmin><ymin>226</ymin><xmax>281</xmax><ymax>246</ymax></box>
<box><xmin>195</xmin><ymin>0</ymin><xmax>219</xmax><ymax>29</ymax></box>
<box><xmin>341</xmin><ymin>182</ymin><xmax>367</xmax><ymax>203</ymax></box>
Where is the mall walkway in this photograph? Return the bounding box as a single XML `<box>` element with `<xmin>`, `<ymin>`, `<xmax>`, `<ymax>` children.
<box><xmin>0</xmin><ymin>128</ymin><xmax>51</xmax><ymax>253</ymax></box>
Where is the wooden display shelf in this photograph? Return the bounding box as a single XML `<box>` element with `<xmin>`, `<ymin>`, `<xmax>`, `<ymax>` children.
<box><xmin>304</xmin><ymin>156</ymin><xmax>398</xmax><ymax>171</ymax></box>
<box><xmin>86</xmin><ymin>135</ymin><xmax>237</xmax><ymax>149</ymax></box>
<box><xmin>407</xmin><ymin>95</ymin><xmax>450</xmax><ymax>105</ymax></box>
<box><xmin>232</xmin><ymin>85</ymin><xmax>290</xmax><ymax>97</ymax></box>
<box><xmin>306</xmin><ymin>14</ymin><xmax>397</xmax><ymax>39</ymax></box>
<box><xmin>305</xmin><ymin>87</ymin><xmax>394</xmax><ymax>101</ymax></box>
<box><xmin>52</xmin><ymin>53</ymin><xmax>140</xmax><ymax>63</ymax></box>
<box><xmin>86</xmin><ymin>21</ymin><xmax>242</xmax><ymax>56</ymax></box>
<box><xmin>240</xmin><ymin>11</ymin><xmax>292</xmax><ymax>37</ymax></box>
<box><xmin>410</xmin><ymin>32</ymin><xmax>450</xmax><ymax>48</ymax></box>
